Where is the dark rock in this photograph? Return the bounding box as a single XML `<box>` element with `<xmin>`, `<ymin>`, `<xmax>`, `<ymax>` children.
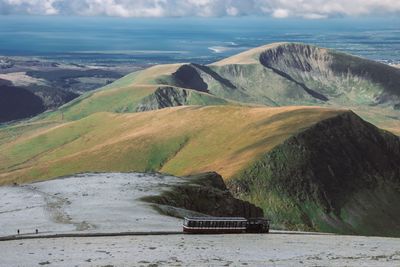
<box><xmin>143</xmin><ymin>172</ymin><xmax>263</xmax><ymax>218</ymax></box>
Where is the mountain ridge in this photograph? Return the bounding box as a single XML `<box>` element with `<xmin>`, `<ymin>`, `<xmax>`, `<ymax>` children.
<box><xmin>1</xmin><ymin>42</ymin><xmax>400</xmax><ymax>236</ymax></box>
<box><xmin>28</xmin><ymin>42</ymin><xmax>400</xmax><ymax>136</ymax></box>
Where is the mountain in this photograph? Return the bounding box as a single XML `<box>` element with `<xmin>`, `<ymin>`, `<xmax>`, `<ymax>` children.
<box><xmin>1</xmin><ymin>42</ymin><xmax>400</xmax><ymax>236</ymax></box>
<box><xmin>34</xmin><ymin>42</ymin><xmax>400</xmax><ymax>134</ymax></box>
<box><xmin>228</xmin><ymin>112</ymin><xmax>400</xmax><ymax>236</ymax></box>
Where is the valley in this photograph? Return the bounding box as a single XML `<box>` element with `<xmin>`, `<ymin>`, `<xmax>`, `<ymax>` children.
<box><xmin>0</xmin><ymin>56</ymin><xmax>141</xmax><ymax>123</ymax></box>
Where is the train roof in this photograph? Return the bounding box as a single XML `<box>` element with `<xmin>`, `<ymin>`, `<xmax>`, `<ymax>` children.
<box><xmin>184</xmin><ymin>217</ymin><xmax>247</xmax><ymax>221</ymax></box>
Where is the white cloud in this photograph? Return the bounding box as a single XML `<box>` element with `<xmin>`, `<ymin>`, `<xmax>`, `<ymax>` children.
<box><xmin>0</xmin><ymin>0</ymin><xmax>399</xmax><ymax>18</ymax></box>
<box><xmin>272</xmin><ymin>8</ymin><xmax>289</xmax><ymax>18</ymax></box>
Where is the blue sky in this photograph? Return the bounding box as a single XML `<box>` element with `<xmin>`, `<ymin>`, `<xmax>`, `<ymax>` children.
<box><xmin>0</xmin><ymin>0</ymin><xmax>400</xmax><ymax>19</ymax></box>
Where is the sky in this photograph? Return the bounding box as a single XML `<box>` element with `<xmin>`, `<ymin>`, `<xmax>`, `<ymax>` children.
<box><xmin>0</xmin><ymin>0</ymin><xmax>400</xmax><ymax>19</ymax></box>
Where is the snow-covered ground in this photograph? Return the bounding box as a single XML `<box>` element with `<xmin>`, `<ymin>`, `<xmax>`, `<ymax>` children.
<box><xmin>1</xmin><ymin>172</ymin><xmax>400</xmax><ymax>266</ymax></box>
<box><xmin>1</xmin><ymin>233</ymin><xmax>400</xmax><ymax>266</ymax></box>
<box><xmin>0</xmin><ymin>173</ymin><xmax>183</xmax><ymax>236</ymax></box>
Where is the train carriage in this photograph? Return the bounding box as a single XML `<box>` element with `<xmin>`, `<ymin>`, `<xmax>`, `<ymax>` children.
<box><xmin>183</xmin><ymin>217</ymin><xmax>269</xmax><ymax>234</ymax></box>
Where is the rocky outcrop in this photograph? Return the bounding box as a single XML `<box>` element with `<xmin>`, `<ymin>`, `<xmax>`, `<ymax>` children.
<box><xmin>143</xmin><ymin>172</ymin><xmax>263</xmax><ymax>218</ymax></box>
<box><xmin>228</xmin><ymin>111</ymin><xmax>400</xmax><ymax>236</ymax></box>
<box><xmin>135</xmin><ymin>86</ymin><xmax>190</xmax><ymax>112</ymax></box>
<box><xmin>135</xmin><ymin>86</ymin><xmax>229</xmax><ymax>112</ymax></box>
<box><xmin>171</xmin><ymin>64</ymin><xmax>209</xmax><ymax>92</ymax></box>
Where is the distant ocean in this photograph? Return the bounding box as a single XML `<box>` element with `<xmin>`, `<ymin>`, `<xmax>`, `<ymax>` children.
<box><xmin>0</xmin><ymin>16</ymin><xmax>399</xmax><ymax>65</ymax></box>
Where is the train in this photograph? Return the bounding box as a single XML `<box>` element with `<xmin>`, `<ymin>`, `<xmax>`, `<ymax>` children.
<box><xmin>183</xmin><ymin>217</ymin><xmax>270</xmax><ymax>234</ymax></box>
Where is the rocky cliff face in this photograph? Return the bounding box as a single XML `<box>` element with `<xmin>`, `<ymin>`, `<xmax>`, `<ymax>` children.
<box><xmin>135</xmin><ymin>86</ymin><xmax>190</xmax><ymax>112</ymax></box>
<box><xmin>259</xmin><ymin>43</ymin><xmax>400</xmax><ymax>106</ymax></box>
<box><xmin>228</xmin><ymin>111</ymin><xmax>400</xmax><ymax>236</ymax></box>
<box><xmin>135</xmin><ymin>86</ymin><xmax>229</xmax><ymax>112</ymax></box>
<box><xmin>143</xmin><ymin>172</ymin><xmax>263</xmax><ymax>218</ymax></box>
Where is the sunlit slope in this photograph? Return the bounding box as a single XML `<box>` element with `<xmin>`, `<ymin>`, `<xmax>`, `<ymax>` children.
<box><xmin>40</xmin><ymin>84</ymin><xmax>230</xmax><ymax>121</ymax></box>
<box><xmin>0</xmin><ymin>106</ymin><xmax>343</xmax><ymax>185</ymax></box>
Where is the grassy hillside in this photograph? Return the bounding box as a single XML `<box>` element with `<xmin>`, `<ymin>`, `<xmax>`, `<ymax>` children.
<box><xmin>40</xmin><ymin>84</ymin><xmax>231</xmax><ymax>121</ymax></box>
<box><xmin>228</xmin><ymin>112</ymin><xmax>400</xmax><ymax>236</ymax></box>
<box><xmin>0</xmin><ymin>105</ymin><xmax>343</xmax><ymax>185</ymax></box>
<box><xmin>34</xmin><ymin>63</ymin><xmax>233</xmax><ymax>122</ymax></box>
<box><xmin>26</xmin><ymin>42</ymin><xmax>399</xmax><ymax>135</ymax></box>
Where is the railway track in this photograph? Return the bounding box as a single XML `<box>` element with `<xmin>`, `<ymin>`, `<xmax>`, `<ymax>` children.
<box><xmin>0</xmin><ymin>231</ymin><xmax>183</xmax><ymax>242</ymax></box>
<box><xmin>0</xmin><ymin>230</ymin><xmax>333</xmax><ymax>242</ymax></box>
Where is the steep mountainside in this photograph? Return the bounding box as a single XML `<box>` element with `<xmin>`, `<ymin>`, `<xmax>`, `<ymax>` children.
<box><xmin>258</xmin><ymin>43</ymin><xmax>400</xmax><ymax>106</ymax></box>
<box><xmin>228</xmin><ymin>112</ymin><xmax>400</xmax><ymax>236</ymax></box>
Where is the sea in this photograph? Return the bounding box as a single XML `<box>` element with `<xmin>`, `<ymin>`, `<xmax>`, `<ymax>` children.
<box><xmin>0</xmin><ymin>15</ymin><xmax>399</xmax><ymax>66</ymax></box>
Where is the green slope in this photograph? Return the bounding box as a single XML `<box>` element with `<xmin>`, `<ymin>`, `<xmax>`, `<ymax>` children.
<box><xmin>228</xmin><ymin>112</ymin><xmax>400</xmax><ymax>236</ymax></box>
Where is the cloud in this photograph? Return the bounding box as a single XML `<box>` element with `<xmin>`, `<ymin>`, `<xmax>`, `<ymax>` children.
<box><xmin>0</xmin><ymin>0</ymin><xmax>400</xmax><ymax>18</ymax></box>
<box><xmin>272</xmin><ymin>8</ymin><xmax>289</xmax><ymax>18</ymax></box>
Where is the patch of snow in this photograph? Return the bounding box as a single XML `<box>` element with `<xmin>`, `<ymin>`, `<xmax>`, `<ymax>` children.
<box><xmin>0</xmin><ymin>173</ymin><xmax>183</xmax><ymax>236</ymax></box>
<box><xmin>1</xmin><ymin>233</ymin><xmax>400</xmax><ymax>266</ymax></box>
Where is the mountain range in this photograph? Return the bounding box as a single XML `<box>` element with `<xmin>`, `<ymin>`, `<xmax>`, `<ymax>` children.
<box><xmin>1</xmin><ymin>42</ymin><xmax>400</xmax><ymax>236</ymax></box>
